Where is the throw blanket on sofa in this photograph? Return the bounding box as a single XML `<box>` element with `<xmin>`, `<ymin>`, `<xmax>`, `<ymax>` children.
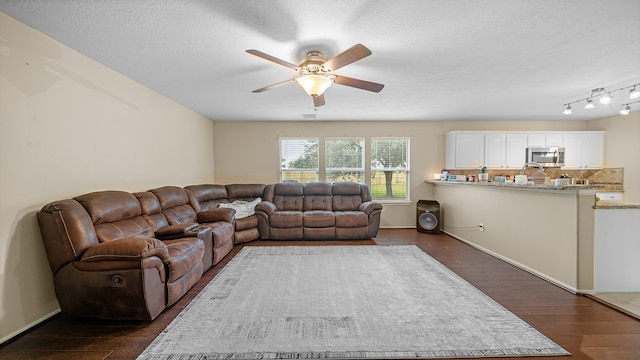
<box><xmin>219</xmin><ymin>198</ymin><xmax>261</xmax><ymax>219</ymax></box>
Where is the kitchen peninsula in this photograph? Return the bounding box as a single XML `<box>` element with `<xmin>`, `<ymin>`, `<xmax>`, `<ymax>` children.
<box><xmin>427</xmin><ymin>180</ymin><xmax>600</xmax><ymax>293</ymax></box>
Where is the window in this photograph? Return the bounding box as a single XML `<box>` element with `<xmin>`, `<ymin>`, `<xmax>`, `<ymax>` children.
<box><xmin>325</xmin><ymin>138</ymin><xmax>365</xmax><ymax>183</ymax></box>
<box><xmin>371</xmin><ymin>138</ymin><xmax>410</xmax><ymax>202</ymax></box>
<box><xmin>280</xmin><ymin>138</ymin><xmax>319</xmax><ymax>183</ymax></box>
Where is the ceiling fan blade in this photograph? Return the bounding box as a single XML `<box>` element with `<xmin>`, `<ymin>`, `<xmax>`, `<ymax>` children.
<box><xmin>246</xmin><ymin>49</ymin><xmax>299</xmax><ymax>70</ymax></box>
<box><xmin>252</xmin><ymin>78</ymin><xmax>297</xmax><ymax>93</ymax></box>
<box><xmin>313</xmin><ymin>94</ymin><xmax>326</xmax><ymax>107</ymax></box>
<box><xmin>323</xmin><ymin>44</ymin><xmax>372</xmax><ymax>72</ymax></box>
<box><xmin>333</xmin><ymin>75</ymin><xmax>384</xmax><ymax>92</ymax></box>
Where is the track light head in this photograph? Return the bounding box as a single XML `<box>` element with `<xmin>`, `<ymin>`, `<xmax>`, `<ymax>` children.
<box><xmin>584</xmin><ymin>99</ymin><xmax>595</xmax><ymax>109</ymax></box>
<box><xmin>563</xmin><ymin>105</ymin><xmax>572</xmax><ymax>115</ymax></box>
<box><xmin>619</xmin><ymin>105</ymin><xmax>631</xmax><ymax>115</ymax></box>
<box><xmin>599</xmin><ymin>93</ymin><xmax>612</xmax><ymax>104</ymax></box>
<box><xmin>630</xmin><ymin>86</ymin><xmax>640</xmax><ymax>100</ymax></box>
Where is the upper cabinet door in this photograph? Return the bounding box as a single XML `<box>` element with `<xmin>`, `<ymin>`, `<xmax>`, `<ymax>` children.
<box><xmin>505</xmin><ymin>134</ymin><xmax>528</xmax><ymax>168</ymax></box>
<box><xmin>446</xmin><ymin>133</ymin><xmax>484</xmax><ymax>169</ymax></box>
<box><xmin>582</xmin><ymin>133</ymin><xmax>604</xmax><ymax>169</ymax></box>
<box><xmin>562</xmin><ymin>132</ymin><xmax>604</xmax><ymax>169</ymax></box>
<box><xmin>484</xmin><ymin>134</ymin><xmax>506</xmax><ymax>169</ymax></box>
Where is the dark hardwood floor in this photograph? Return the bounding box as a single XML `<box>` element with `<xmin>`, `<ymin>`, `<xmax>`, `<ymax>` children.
<box><xmin>1</xmin><ymin>229</ymin><xmax>639</xmax><ymax>360</ymax></box>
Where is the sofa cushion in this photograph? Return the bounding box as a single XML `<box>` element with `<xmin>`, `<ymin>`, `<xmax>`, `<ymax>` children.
<box><xmin>163</xmin><ymin>238</ymin><xmax>204</xmax><ymax>283</ymax></box>
<box><xmin>75</xmin><ymin>191</ymin><xmax>142</xmax><ymax>225</ymax></box>
<box><xmin>94</xmin><ymin>217</ymin><xmax>155</xmax><ymax>242</ymax></box>
<box><xmin>149</xmin><ymin>186</ymin><xmax>198</xmax><ymax>225</ymax></box>
<box><xmin>270</xmin><ymin>211</ymin><xmax>303</xmax><ymax>228</ymax></box>
<box><xmin>226</xmin><ymin>184</ymin><xmax>266</xmax><ymax>202</ymax></box>
<box><xmin>303</xmin><ymin>182</ymin><xmax>333</xmax><ymax>211</ymax></box>
<box><xmin>235</xmin><ymin>215</ymin><xmax>258</xmax><ymax>231</ymax></box>
<box><xmin>184</xmin><ymin>184</ymin><xmax>228</xmax><ymax>212</ymax></box>
<box><xmin>335</xmin><ymin>211</ymin><xmax>369</xmax><ymax>228</ymax></box>
<box><xmin>272</xmin><ymin>182</ymin><xmax>303</xmax><ymax>211</ymax></box>
<box><xmin>332</xmin><ymin>182</ymin><xmax>365</xmax><ymax>211</ymax></box>
<box><xmin>303</xmin><ymin>210</ymin><xmax>336</xmax><ymax>228</ymax></box>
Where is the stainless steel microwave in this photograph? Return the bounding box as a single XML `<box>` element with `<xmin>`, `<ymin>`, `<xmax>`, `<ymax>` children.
<box><xmin>526</xmin><ymin>147</ymin><xmax>565</xmax><ymax>167</ymax></box>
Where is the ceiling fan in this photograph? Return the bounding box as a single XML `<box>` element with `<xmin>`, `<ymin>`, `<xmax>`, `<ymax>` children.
<box><xmin>246</xmin><ymin>44</ymin><xmax>384</xmax><ymax>107</ymax></box>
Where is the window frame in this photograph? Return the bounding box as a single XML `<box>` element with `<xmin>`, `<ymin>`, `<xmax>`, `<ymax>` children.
<box><xmin>370</xmin><ymin>137</ymin><xmax>411</xmax><ymax>203</ymax></box>
<box><xmin>324</xmin><ymin>137</ymin><xmax>366</xmax><ymax>184</ymax></box>
<box><xmin>279</xmin><ymin>137</ymin><xmax>320</xmax><ymax>183</ymax></box>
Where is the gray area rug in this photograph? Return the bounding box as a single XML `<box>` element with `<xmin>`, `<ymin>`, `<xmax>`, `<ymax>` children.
<box><xmin>137</xmin><ymin>245</ymin><xmax>569</xmax><ymax>359</ymax></box>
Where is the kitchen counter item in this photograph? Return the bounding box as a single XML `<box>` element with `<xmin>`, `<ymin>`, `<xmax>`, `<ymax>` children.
<box><xmin>531</xmin><ymin>171</ymin><xmax>546</xmax><ymax>184</ymax></box>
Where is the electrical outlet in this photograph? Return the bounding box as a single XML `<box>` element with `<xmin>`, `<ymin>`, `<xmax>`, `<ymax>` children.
<box><xmin>479</xmin><ymin>223</ymin><xmax>484</xmax><ymax>232</ymax></box>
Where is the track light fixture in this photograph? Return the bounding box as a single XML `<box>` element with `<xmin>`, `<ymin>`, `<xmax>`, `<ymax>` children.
<box><xmin>563</xmin><ymin>81</ymin><xmax>640</xmax><ymax>115</ymax></box>
<box><xmin>619</xmin><ymin>100</ymin><xmax>640</xmax><ymax>115</ymax></box>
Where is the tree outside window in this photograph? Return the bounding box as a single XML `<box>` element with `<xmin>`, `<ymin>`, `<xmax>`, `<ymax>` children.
<box><xmin>371</xmin><ymin>138</ymin><xmax>410</xmax><ymax>201</ymax></box>
<box><xmin>325</xmin><ymin>138</ymin><xmax>365</xmax><ymax>183</ymax></box>
<box><xmin>280</xmin><ymin>138</ymin><xmax>319</xmax><ymax>183</ymax></box>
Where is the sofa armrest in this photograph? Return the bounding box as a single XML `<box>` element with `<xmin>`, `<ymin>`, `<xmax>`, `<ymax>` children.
<box><xmin>155</xmin><ymin>223</ymin><xmax>199</xmax><ymax>240</ymax></box>
<box><xmin>80</xmin><ymin>237</ymin><xmax>169</xmax><ymax>263</ymax></box>
<box><xmin>359</xmin><ymin>201</ymin><xmax>383</xmax><ymax>215</ymax></box>
<box><xmin>198</xmin><ymin>207</ymin><xmax>235</xmax><ymax>223</ymax></box>
<box><xmin>255</xmin><ymin>201</ymin><xmax>276</xmax><ymax>216</ymax></box>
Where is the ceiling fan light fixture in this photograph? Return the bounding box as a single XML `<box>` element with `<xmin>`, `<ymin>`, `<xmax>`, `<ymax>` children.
<box><xmin>295</xmin><ymin>74</ymin><xmax>333</xmax><ymax>97</ymax></box>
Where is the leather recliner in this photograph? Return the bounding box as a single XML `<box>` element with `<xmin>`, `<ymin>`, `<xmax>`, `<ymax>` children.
<box><xmin>36</xmin><ymin>191</ymin><xmax>205</xmax><ymax>320</ymax></box>
<box><xmin>147</xmin><ymin>186</ymin><xmax>235</xmax><ymax>267</ymax></box>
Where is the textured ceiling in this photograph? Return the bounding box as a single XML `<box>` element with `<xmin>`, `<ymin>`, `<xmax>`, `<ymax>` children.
<box><xmin>1</xmin><ymin>0</ymin><xmax>639</xmax><ymax>121</ymax></box>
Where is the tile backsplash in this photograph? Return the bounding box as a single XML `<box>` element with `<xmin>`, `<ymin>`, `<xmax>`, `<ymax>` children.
<box><xmin>446</xmin><ymin>167</ymin><xmax>623</xmax><ymax>191</ymax></box>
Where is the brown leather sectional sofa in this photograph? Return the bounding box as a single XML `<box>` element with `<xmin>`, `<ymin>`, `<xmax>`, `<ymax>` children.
<box><xmin>36</xmin><ymin>182</ymin><xmax>382</xmax><ymax>320</ymax></box>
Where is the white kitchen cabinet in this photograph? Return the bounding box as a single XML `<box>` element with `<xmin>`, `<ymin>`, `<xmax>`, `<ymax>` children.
<box><xmin>562</xmin><ymin>132</ymin><xmax>605</xmax><ymax>169</ymax></box>
<box><xmin>446</xmin><ymin>133</ymin><xmax>484</xmax><ymax>169</ymax></box>
<box><xmin>505</xmin><ymin>134</ymin><xmax>528</xmax><ymax>168</ymax></box>
<box><xmin>446</xmin><ymin>131</ymin><xmax>604</xmax><ymax>170</ymax></box>
<box><xmin>483</xmin><ymin>134</ymin><xmax>505</xmax><ymax>169</ymax></box>
<box><xmin>482</xmin><ymin>134</ymin><xmax>528</xmax><ymax>169</ymax></box>
<box><xmin>545</xmin><ymin>134</ymin><xmax>564</xmax><ymax>147</ymax></box>
<box><xmin>527</xmin><ymin>133</ymin><xmax>564</xmax><ymax>147</ymax></box>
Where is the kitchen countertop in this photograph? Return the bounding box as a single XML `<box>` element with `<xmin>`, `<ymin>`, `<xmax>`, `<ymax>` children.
<box><xmin>426</xmin><ymin>180</ymin><xmax>639</xmax><ymax>208</ymax></box>
<box><xmin>425</xmin><ymin>179</ymin><xmax>604</xmax><ymax>191</ymax></box>
<box><xmin>595</xmin><ymin>201</ymin><xmax>640</xmax><ymax>209</ymax></box>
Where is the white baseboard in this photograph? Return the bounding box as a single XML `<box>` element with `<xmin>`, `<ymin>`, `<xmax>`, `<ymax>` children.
<box><xmin>0</xmin><ymin>309</ymin><xmax>60</xmax><ymax>345</ymax></box>
<box><xmin>443</xmin><ymin>230</ymin><xmax>579</xmax><ymax>294</ymax></box>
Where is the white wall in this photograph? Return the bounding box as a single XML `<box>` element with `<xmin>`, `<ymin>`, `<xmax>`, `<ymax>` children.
<box><xmin>588</xmin><ymin>111</ymin><xmax>640</xmax><ymax>202</ymax></box>
<box><xmin>432</xmin><ymin>183</ymin><xmax>583</xmax><ymax>290</ymax></box>
<box><xmin>0</xmin><ymin>13</ymin><xmax>214</xmax><ymax>342</ymax></box>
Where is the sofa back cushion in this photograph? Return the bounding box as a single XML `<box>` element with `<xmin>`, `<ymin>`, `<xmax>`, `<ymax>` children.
<box><xmin>332</xmin><ymin>182</ymin><xmax>366</xmax><ymax>211</ymax></box>
<box><xmin>74</xmin><ymin>191</ymin><xmax>154</xmax><ymax>242</ymax></box>
<box><xmin>226</xmin><ymin>184</ymin><xmax>266</xmax><ymax>202</ymax></box>
<box><xmin>303</xmin><ymin>182</ymin><xmax>333</xmax><ymax>211</ymax></box>
<box><xmin>184</xmin><ymin>184</ymin><xmax>228</xmax><ymax>212</ymax></box>
<box><xmin>272</xmin><ymin>182</ymin><xmax>303</xmax><ymax>211</ymax></box>
<box><xmin>134</xmin><ymin>191</ymin><xmax>170</xmax><ymax>232</ymax></box>
<box><xmin>149</xmin><ymin>186</ymin><xmax>197</xmax><ymax>225</ymax></box>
